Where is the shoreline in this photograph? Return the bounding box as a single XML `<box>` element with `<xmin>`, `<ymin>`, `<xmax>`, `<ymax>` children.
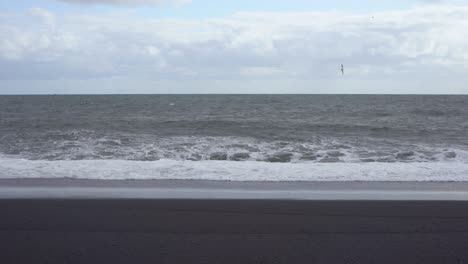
<box><xmin>4</xmin><ymin>178</ymin><xmax>468</xmax><ymax>189</ymax></box>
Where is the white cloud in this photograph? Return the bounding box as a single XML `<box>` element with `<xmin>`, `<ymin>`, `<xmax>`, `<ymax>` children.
<box><xmin>0</xmin><ymin>5</ymin><xmax>468</xmax><ymax>93</ymax></box>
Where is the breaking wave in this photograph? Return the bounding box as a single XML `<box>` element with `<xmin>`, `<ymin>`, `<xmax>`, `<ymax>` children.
<box><xmin>1</xmin><ymin>130</ymin><xmax>466</xmax><ymax>164</ymax></box>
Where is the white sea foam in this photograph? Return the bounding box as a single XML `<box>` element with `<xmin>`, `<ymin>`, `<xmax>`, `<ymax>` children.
<box><xmin>1</xmin><ymin>157</ymin><xmax>467</xmax><ymax>182</ymax></box>
<box><xmin>4</xmin><ymin>131</ymin><xmax>467</xmax><ymax>163</ymax></box>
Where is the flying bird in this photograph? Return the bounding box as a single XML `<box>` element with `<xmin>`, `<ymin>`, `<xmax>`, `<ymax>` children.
<box><xmin>341</xmin><ymin>64</ymin><xmax>344</xmax><ymax>75</ymax></box>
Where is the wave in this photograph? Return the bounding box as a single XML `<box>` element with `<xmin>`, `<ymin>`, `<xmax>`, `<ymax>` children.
<box><xmin>0</xmin><ymin>158</ymin><xmax>467</xmax><ymax>181</ymax></box>
<box><xmin>411</xmin><ymin>109</ymin><xmax>461</xmax><ymax>117</ymax></box>
<box><xmin>1</xmin><ymin>131</ymin><xmax>467</xmax><ymax>163</ymax></box>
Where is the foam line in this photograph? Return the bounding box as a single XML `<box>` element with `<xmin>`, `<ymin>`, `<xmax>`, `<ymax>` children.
<box><xmin>1</xmin><ymin>158</ymin><xmax>468</xmax><ymax>182</ymax></box>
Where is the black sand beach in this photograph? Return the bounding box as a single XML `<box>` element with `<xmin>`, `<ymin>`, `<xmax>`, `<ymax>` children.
<box><xmin>2</xmin><ymin>198</ymin><xmax>468</xmax><ymax>264</ymax></box>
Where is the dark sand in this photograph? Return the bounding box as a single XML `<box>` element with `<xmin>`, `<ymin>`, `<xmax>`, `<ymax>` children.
<box><xmin>2</xmin><ymin>199</ymin><xmax>468</xmax><ymax>264</ymax></box>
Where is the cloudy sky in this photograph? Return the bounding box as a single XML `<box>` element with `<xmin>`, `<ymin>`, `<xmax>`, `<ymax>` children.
<box><xmin>1</xmin><ymin>0</ymin><xmax>468</xmax><ymax>94</ymax></box>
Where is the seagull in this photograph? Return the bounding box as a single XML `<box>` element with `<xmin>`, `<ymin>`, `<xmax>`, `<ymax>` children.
<box><xmin>341</xmin><ymin>64</ymin><xmax>344</xmax><ymax>75</ymax></box>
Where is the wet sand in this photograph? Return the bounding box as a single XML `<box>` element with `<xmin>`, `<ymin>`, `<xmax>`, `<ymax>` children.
<box><xmin>3</xmin><ymin>178</ymin><xmax>468</xmax><ymax>190</ymax></box>
<box><xmin>2</xmin><ymin>179</ymin><xmax>468</xmax><ymax>200</ymax></box>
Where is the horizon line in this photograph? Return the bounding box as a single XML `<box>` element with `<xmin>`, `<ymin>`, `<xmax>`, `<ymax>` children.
<box><xmin>1</xmin><ymin>93</ymin><xmax>467</xmax><ymax>96</ymax></box>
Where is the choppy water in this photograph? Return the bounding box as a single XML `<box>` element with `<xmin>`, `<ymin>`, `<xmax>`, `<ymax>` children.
<box><xmin>0</xmin><ymin>95</ymin><xmax>467</xmax><ymax>181</ymax></box>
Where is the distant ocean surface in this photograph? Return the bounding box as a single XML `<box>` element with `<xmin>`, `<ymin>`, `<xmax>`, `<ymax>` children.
<box><xmin>1</xmin><ymin>95</ymin><xmax>467</xmax><ymax>181</ymax></box>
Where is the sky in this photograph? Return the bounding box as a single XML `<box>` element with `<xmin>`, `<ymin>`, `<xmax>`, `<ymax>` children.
<box><xmin>1</xmin><ymin>0</ymin><xmax>468</xmax><ymax>94</ymax></box>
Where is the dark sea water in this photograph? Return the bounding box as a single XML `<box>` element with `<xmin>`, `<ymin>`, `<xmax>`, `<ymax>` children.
<box><xmin>0</xmin><ymin>95</ymin><xmax>467</xmax><ymax>181</ymax></box>
<box><xmin>0</xmin><ymin>95</ymin><xmax>467</xmax><ymax>163</ymax></box>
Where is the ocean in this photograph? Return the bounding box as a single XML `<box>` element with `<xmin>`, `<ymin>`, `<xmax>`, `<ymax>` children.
<box><xmin>1</xmin><ymin>95</ymin><xmax>467</xmax><ymax>181</ymax></box>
